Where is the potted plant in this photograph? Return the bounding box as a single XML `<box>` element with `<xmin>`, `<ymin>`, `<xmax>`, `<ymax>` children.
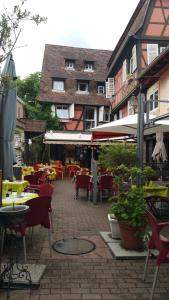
<box><xmin>110</xmin><ymin>187</ymin><xmax>147</xmax><ymax>250</ymax></box>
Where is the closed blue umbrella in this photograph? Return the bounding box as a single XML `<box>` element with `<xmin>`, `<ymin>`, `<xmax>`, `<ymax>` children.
<box><xmin>0</xmin><ymin>54</ymin><xmax>17</xmax><ymax>180</ymax></box>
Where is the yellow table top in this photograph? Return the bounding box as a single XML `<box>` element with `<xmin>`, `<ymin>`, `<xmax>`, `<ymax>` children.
<box><xmin>2</xmin><ymin>192</ymin><xmax>39</xmax><ymax>206</ymax></box>
<box><xmin>3</xmin><ymin>180</ymin><xmax>29</xmax><ymax>190</ymax></box>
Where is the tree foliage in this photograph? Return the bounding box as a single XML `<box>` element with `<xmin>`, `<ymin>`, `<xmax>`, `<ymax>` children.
<box><xmin>17</xmin><ymin>72</ymin><xmax>41</xmax><ymax>104</ymax></box>
<box><xmin>0</xmin><ymin>0</ymin><xmax>47</xmax><ymax>64</ymax></box>
<box><xmin>98</xmin><ymin>143</ymin><xmax>137</xmax><ymax>169</ymax></box>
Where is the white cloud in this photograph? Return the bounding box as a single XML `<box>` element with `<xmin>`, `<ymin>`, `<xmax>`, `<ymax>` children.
<box><xmin>2</xmin><ymin>0</ymin><xmax>140</xmax><ymax>78</ymax></box>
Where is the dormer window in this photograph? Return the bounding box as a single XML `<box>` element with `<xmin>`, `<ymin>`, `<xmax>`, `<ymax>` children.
<box><xmin>84</xmin><ymin>61</ymin><xmax>94</xmax><ymax>72</ymax></box>
<box><xmin>65</xmin><ymin>59</ymin><xmax>75</xmax><ymax>69</ymax></box>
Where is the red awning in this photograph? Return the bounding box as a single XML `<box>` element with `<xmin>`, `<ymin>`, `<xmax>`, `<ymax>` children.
<box><xmin>92</xmin><ymin>131</ymin><xmax>129</xmax><ymax>140</ymax></box>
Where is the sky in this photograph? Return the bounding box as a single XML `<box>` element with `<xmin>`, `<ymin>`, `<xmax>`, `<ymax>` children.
<box><xmin>2</xmin><ymin>0</ymin><xmax>140</xmax><ymax>79</ymax></box>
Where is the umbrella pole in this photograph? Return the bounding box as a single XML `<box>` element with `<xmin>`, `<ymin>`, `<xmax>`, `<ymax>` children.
<box><xmin>136</xmin><ymin>91</ymin><xmax>145</xmax><ymax>187</ymax></box>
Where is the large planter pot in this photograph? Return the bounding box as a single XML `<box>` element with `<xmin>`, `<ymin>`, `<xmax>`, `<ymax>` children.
<box><xmin>118</xmin><ymin>221</ymin><xmax>145</xmax><ymax>250</ymax></box>
<box><xmin>108</xmin><ymin>214</ymin><xmax>121</xmax><ymax>239</ymax></box>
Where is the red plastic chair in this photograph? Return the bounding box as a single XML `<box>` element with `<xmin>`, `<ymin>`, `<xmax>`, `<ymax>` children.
<box><xmin>74</xmin><ymin>174</ymin><xmax>92</xmax><ymax>200</ymax></box>
<box><xmin>1</xmin><ymin>196</ymin><xmax>52</xmax><ymax>263</ymax></box>
<box><xmin>38</xmin><ymin>183</ymin><xmax>54</xmax><ymax>231</ymax></box>
<box><xmin>97</xmin><ymin>175</ymin><xmax>113</xmax><ymax>202</ymax></box>
<box><xmin>68</xmin><ymin>165</ymin><xmax>80</xmax><ymax>177</ymax></box>
<box><xmin>143</xmin><ymin>209</ymin><xmax>169</xmax><ymax>300</ymax></box>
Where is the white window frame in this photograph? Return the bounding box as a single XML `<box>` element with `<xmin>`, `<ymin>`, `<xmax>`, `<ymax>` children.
<box><xmin>147</xmin><ymin>44</ymin><xmax>158</xmax><ymax>65</ymax></box>
<box><xmin>122</xmin><ymin>60</ymin><xmax>127</xmax><ymax>82</ymax></box>
<box><xmin>103</xmin><ymin>107</ymin><xmax>110</xmax><ymax>122</ymax></box>
<box><xmin>51</xmin><ymin>104</ymin><xmax>74</xmax><ymax>119</ymax></box>
<box><xmin>147</xmin><ymin>83</ymin><xmax>159</xmax><ymax>112</ymax></box>
<box><xmin>84</xmin><ymin>62</ymin><xmax>94</xmax><ymax>72</ymax></box>
<box><xmin>85</xmin><ymin>106</ymin><xmax>97</xmax><ymax>130</ymax></box>
<box><xmin>132</xmin><ymin>45</ymin><xmax>137</xmax><ymax>72</ymax></box>
<box><xmin>77</xmin><ymin>81</ymin><xmax>89</xmax><ymax>94</ymax></box>
<box><xmin>128</xmin><ymin>99</ymin><xmax>135</xmax><ymax>115</ymax></box>
<box><xmin>65</xmin><ymin>60</ymin><xmax>75</xmax><ymax>69</ymax></box>
<box><xmin>97</xmin><ymin>85</ymin><xmax>105</xmax><ymax>94</ymax></box>
<box><xmin>52</xmin><ymin>80</ymin><xmax>65</xmax><ymax>92</ymax></box>
<box><xmin>56</xmin><ymin>105</ymin><xmax>69</xmax><ymax>119</ymax></box>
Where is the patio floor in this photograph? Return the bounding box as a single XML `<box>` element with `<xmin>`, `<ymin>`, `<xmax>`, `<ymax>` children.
<box><xmin>1</xmin><ymin>178</ymin><xmax>169</xmax><ymax>300</ymax></box>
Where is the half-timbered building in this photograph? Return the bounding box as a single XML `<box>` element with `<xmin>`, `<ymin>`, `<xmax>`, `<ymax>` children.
<box><xmin>39</xmin><ymin>45</ymin><xmax>112</xmax><ymax>164</ymax></box>
<box><xmin>106</xmin><ymin>0</ymin><xmax>169</xmax><ymax>120</ymax></box>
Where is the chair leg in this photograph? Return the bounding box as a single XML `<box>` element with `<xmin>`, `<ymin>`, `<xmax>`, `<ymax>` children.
<box><xmin>50</xmin><ymin>211</ymin><xmax>54</xmax><ymax>233</ymax></box>
<box><xmin>150</xmin><ymin>266</ymin><xmax>159</xmax><ymax>300</ymax></box>
<box><xmin>23</xmin><ymin>236</ymin><xmax>27</xmax><ymax>263</ymax></box>
<box><xmin>143</xmin><ymin>248</ymin><xmax>150</xmax><ymax>280</ymax></box>
<box><xmin>48</xmin><ymin>228</ymin><xmax>52</xmax><ymax>257</ymax></box>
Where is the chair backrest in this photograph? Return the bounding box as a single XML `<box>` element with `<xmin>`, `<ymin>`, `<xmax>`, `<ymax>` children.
<box><xmin>24</xmin><ymin>174</ymin><xmax>39</xmax><ymax>185</ymax></box>
<box><xmin>39</xmin><ymin>183</ymin><xmax>54</xmax><ymax>197</ymax></box>
<box><xmin>75</xmin><ymin>174</ymin><xmax>92</xmax><ymax>189</ymax></box>
<box><xmin>145</xmin><ymin>209</ymin><xmax>161</xmax><ymax>250</ymax></box>
<box><xmin>25</xmin><ymin>196</ymin><xmax>51</xmax><ymax>228</ymax></box>
<box><xmin>98</xmin><ymin>175</ymin><xmax>113</xmax><ymax>189</ymax></box>
<box><xmin>34</xmin><ymin>171</ymin><xmax>44</xmax><ymax>179</ymax></box>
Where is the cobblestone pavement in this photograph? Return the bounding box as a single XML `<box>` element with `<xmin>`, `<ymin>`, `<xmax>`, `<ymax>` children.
<box><xmin>1</xmin><ymin>178</ymin><xmax>169</xmax><ymax>300</ymax></box>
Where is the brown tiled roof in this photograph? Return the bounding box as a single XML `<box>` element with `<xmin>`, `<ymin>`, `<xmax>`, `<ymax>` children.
<box><xmin>107</xmin><ymin>0</ymin><xmax>150</xmax><ymax>74</ymax></box>
<box><xmin>23</xmin><ymin>119</ymin><xmax>46</xmax><ymax>133</ymax></box>
<box><xmin>39</xmin><ymin>44</ymin><xmax>112</xmax><ymax>105</ymax></box>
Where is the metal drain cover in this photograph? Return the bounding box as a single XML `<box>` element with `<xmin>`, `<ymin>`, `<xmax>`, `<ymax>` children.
<box><xmin>52</xmin><ymin>238</ymin><xmax>95</xmax><ymax>255</ymax></box>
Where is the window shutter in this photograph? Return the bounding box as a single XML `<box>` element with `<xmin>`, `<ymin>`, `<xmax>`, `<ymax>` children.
<box><xmin>122</xmin><ymin>60</ymin><xmax>127</xmax><ymax>82</ymax></box>
<box><xmin>147</xmin><ymin>44</ymin><xmax>158</xmax><ymax>64</ymax></box>
<box><xmin>132</xmin><ymin>45</ymin><xmax>137</xmax><ymax>72</ymax></box>
<box><xmin>51</xmin><ymin>105</ymin><xmax>55</xmax><ymax>117</ymax></box>
<box><xmin>69</xmin><ymin>103</ymin><xmax>74</xmax><ymax>118</ymax></box>
<box><xmin>105</xmin><ymin>78</ymin><xmax>115</xmax><ymax>98</ymax></box>
<box><xmin>99</xmin><ymin>106</ymin><xmax>104</xmax><ymax>122</ymax></box>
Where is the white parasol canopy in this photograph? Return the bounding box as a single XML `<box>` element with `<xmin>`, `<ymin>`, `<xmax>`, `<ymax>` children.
<box><xmin>91</xmin><ymin>113</ymin><xmax>155</xmax><ymax>139</ymax></box>
<box><xmin>152</xmin><ymin>131</ymin><xmax>168</xmax><ymax>162</ymax></box>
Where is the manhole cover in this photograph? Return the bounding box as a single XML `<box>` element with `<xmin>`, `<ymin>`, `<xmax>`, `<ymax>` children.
<box><xmin>52</xmin><ymin>238</ymin><xmax>96</xmax><ymax>255</ymax></box>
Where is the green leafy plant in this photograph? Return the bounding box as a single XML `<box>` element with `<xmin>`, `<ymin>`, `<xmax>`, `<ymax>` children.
<box><xmin>98</xmin><ymin>143</ymin><xmax>136</xmax><ymax>169</ymax></box>
<box><xmin>110</xmin><ymin>187</ymin><xmax>147</xmax><ymax>229</ymax></box>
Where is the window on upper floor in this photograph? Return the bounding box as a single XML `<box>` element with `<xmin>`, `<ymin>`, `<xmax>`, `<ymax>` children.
<box><xmin>97</xmin><ymin>83</ymin><xmax>105</xmax><ymax>94</ymax></box>
<box><xmin>84</xmin><ymin>61</ymin><xmax>94</xmax><ymax>72</ymax></box>
<box><xmin>128</xmin><ymin>99</ymin><xmax>135</xmax><ymax>115</ymax></box>
<box><xmin>149</xmin><ymin>90</ymin><xmax>159</xmax><ymax>111</ymax></box>
<box><xmin>105</xmin><ymin>78</ymin><xmax>115</xmax><ymax>98</ymax></box>
<box><xmin>84</xmin><ymin>106</ymin><xmax>97</xmax><ymax>130</ymax></box>
<box><xmin>130</xmin><ymin>45</ymin><xmax>137</xmax><ymax>74</ymax></box>
<box><xmin>77</xmin><ymin>81</ymin><xmax>89</xmax><ymax>94</ymax></box>
<box><xmin>52</xmin><ymin>79</ymin><xmax>65</xmax><ymax>92</ymax></box>
<box><xmin>51</xmin><ymin>103</ymin><xmax>74</xmax><ymax>119</ymax></box>
<box><xmin>147</xmin><ymin>44</ymin><xmax>167</xmax><ymax>65</ymax></box>
<box><xmin>65</xmin><ymin>59</ymin><xmax>75</xmax><ymax>70</ymax></box>
<box><xmin>99</xmin><ymin>106</ymin><xmax>110</xmax><ymax>122</ymax></box>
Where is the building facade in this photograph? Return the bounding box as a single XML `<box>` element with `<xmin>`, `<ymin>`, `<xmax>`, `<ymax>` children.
<box><xmin>39</xmin><ymin>45</ymin><xmax>112</xmax><ymax>164</ymax></box>
<box><xmin>106</xmin><ymin>0</ymin><xmax>169</xmax><ymax>120</ymax></box>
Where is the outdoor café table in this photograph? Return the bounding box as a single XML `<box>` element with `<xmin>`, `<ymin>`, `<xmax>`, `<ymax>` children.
<box><xmin>2</xmin><ymin>192</ymin><xmax>39</xmax><ymax>206</ymax></box>
<box><xmin>2</xmin><ymin>180</ymin><xmax>29</xmax><ymax>197</ymax></box>
<box><xmin>143</xmin><ymin>185</ymin><xmax>168</xmax><ymax>197</ymax></box>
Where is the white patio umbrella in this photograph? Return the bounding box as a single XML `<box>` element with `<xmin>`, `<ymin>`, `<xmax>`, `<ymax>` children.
<box><xmin>152</xmin><ymin>131</ymin><xmax>168</xmax><ymax>163</ymax></box>
<box><xmin>91</xmin><ymin>113</ymin><xmax>155</xmax><ymax>139</ymax></box>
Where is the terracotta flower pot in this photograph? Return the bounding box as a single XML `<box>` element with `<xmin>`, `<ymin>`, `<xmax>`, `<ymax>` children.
<box><xmin>118</xmin><ymin>221</ymin><xmax>145</xmax><ymax>250</ymax></box>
